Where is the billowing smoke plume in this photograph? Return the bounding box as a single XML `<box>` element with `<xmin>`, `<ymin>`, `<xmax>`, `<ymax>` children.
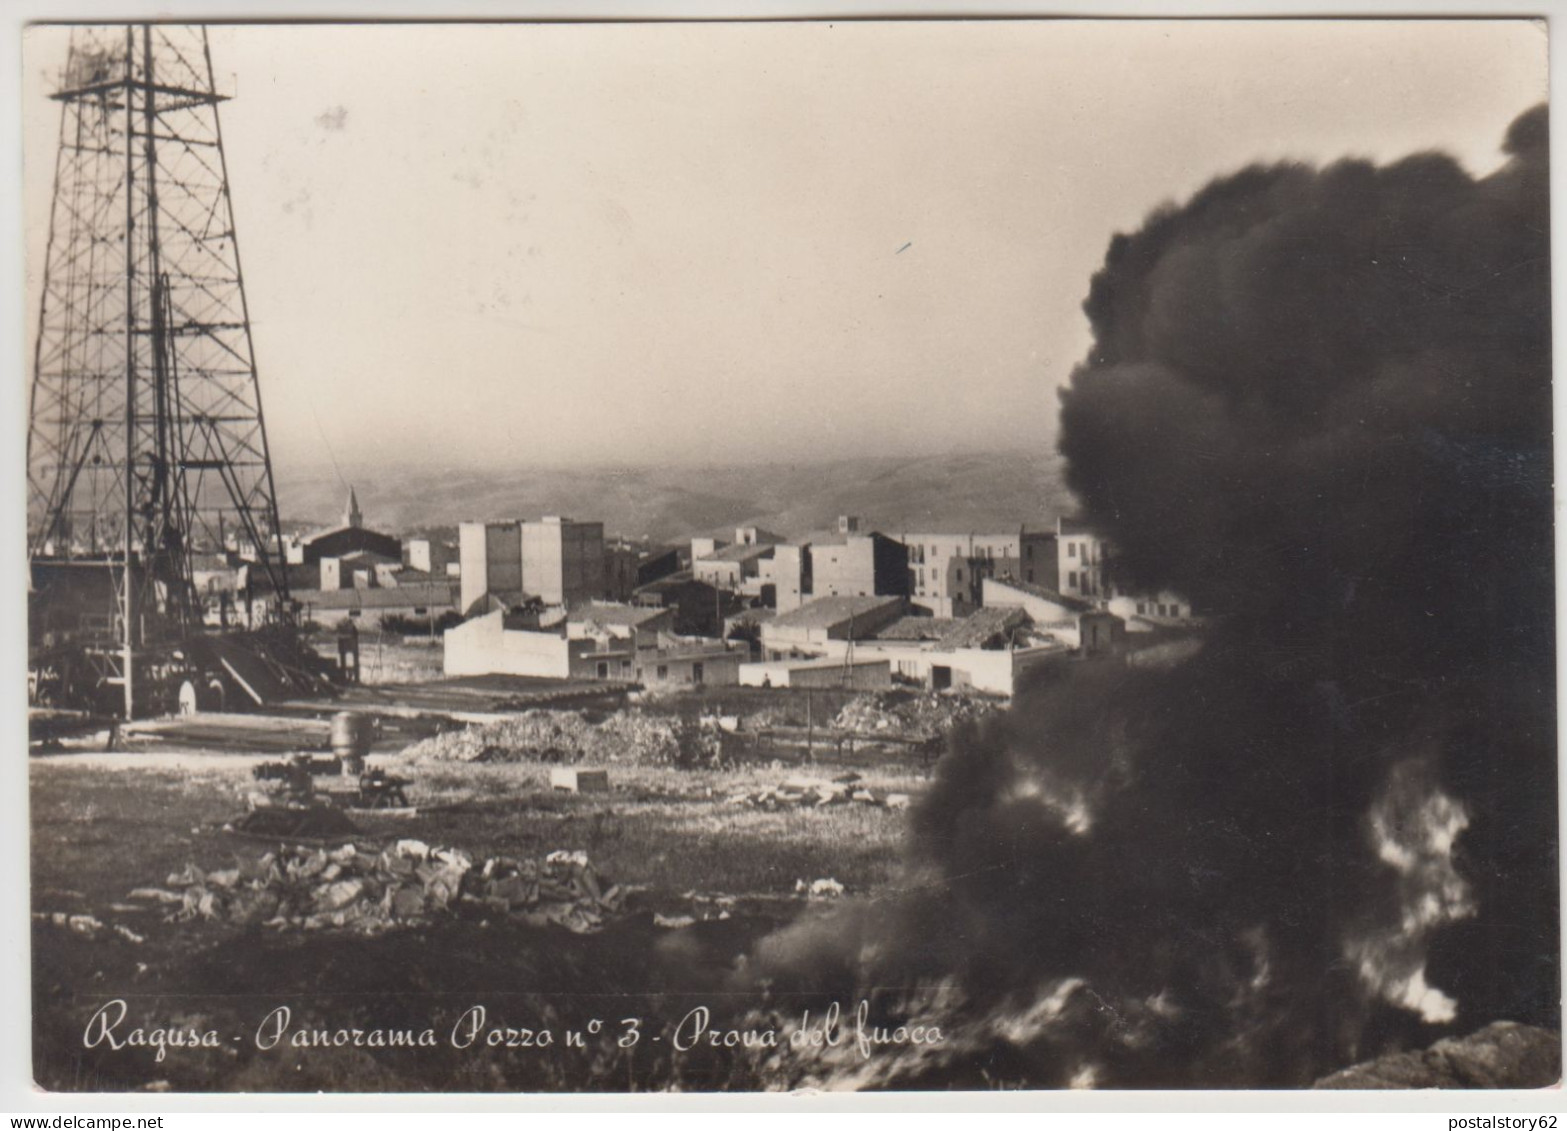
<box><xmin>740</xmin><ymin>106</ymin><xmax>1555</xmax><ymax>1090</ymax></box>
<box><xmin>1055</xmin><ymin>102</ymin><xmax>1556</xmax><ymax>1046</ymax></box>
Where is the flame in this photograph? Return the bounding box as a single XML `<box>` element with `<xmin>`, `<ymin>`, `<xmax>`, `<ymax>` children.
<box><xmin>1000</xmin><ymin>767</ymin><xmax>1094</xmax><ymax>834</ymax></box>
<box><xmin>1348</xmin><ymin>758</ymin><xmax>1475</xmax><ymax>1024</ymax></box>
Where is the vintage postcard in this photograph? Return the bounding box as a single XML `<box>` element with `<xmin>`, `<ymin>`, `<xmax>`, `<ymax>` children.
<box><xmin>22</xmin><ymin>18</ymin><xmax>1558</xmax><ymax>1094</ymax></box>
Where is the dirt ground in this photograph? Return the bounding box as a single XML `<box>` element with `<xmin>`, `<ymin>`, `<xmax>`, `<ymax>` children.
<box><xmin>31</xmin><ymin>737</ymin><xmax>927</xmax><ymax>1092</ymax></box>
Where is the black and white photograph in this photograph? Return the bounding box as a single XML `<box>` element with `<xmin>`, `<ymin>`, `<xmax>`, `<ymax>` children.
<box><xmin>19</xmin><ymin>15</ymin><xmax>1560</xmax><ymax>1095</ymax></box>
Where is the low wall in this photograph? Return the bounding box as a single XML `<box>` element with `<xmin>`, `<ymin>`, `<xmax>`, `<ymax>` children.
<box><xmin>739</xmin><ymin>658</ymin><xmax>892</xmax><ymax>690</ymax></box>
<box><xmin>443</xmin><ymin>611</ymin><xmax>571</xmax><ymax>679</ymax></box>
<box><xmin>815</xmin><ymin>640</ymin><xmax>1066</xmax><ymax>696</ymax></box>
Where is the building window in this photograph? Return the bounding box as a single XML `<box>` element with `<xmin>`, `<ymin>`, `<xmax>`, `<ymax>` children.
<box><xmin>596</xmin><ymin>661</ymin><xmax>609</xmax><ymax>678</ymax></box>
<box><xmin>1068</xmin><ymin>543</ymin><xmax>1077</xmax><ymax>558</ymax></box>
<box><xmin>1067</xmin><ymin>571</ymin><xmax>1078</xmax><ymax>588</ymax></box>
<box><xmin>1026</xmin><ymin>546</ymin><xmax>1033</xmax><ymax>560</ymax></box>
<box><xmin>1026</xmin><ymin>570</ymin><xmax>1034</xmax><ymax>583</ymax></box>
<box><xmin>657</xmin><ymin>664</ymin><xmax>668</xmax><ymax>680</ymax></box>
<box><xmin>413</xmin><ymin>606</ymin><xmax>427</xmax><ymax>615</ymax></box>
<box><xmin>348</xmin><ymin>609</ymin><xmax>361</xmax><ymax>619</ymax></box>
<box><xmin>956</xmin><ymin>569</ymin><xmax>964</xmax><ymax>582</ymax></box>
<box><xmin>693</xmin><ymin>662</ymin><xmax>705</xmax><ymax>685</ymax></box>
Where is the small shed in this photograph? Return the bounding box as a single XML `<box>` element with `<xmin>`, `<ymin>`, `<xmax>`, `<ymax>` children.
<box><xmin>1078</xmin><ymin>610</ymin><xmax>1127</xmax><ymax>657</ymax></box>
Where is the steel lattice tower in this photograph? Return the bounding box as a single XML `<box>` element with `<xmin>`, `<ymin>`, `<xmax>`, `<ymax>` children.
<box><xmin>27</xmin><ymin>24</ymin><xmax>290</xmax><ymax>717</ymax></box>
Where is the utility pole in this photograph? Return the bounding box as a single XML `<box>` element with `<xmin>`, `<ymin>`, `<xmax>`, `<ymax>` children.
<box><xmin>806</xmin><ymin>686</ymin><xmax>813</xmax><ymax>763</ymax></box>
<box><xmin>842</xmin><ymin>610</ymin><xmax>855</xmax><ymax>687</ymax></box>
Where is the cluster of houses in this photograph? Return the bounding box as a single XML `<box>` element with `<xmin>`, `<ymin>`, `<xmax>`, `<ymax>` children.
<box><xmin>440</xmin><ymin>509</ymin><xmax>1198</xmax><ymax>699</ymax></box>
<box><xmin>197</xmin><ymin>489</ymin><xmax>1198</xmax><ymax>699</ymax></box>
<box><xmin>191</xmin><ymin>489</ymin><xmax>463</xmax><ymax>630</ymax></box>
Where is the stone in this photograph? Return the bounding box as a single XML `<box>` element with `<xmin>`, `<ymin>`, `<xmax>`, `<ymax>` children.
<box><xmin>1314</xmin><ymin>1022</ymin><xmax>1561</xmax><ymax>1089</ymax></box>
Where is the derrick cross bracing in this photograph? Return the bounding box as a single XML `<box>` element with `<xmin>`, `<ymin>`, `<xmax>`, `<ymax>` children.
<box><xmin>26</xmin><ymin>25</ymin><xmax>291</xmax><ymax>718</ymax></box>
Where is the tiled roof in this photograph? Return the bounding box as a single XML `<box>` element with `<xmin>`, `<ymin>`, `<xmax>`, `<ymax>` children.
<box><xmin>300</xmin><ymin>523</ymin><xmax>354</xmax><ymax>545</ymax></box>
<box><xmin>726</xmin><ymin>607</ymin><xmax>777</xmax><ymax>627</ymax></box>
<box><xmin>875</xmin><ymin>616</ymin><xmax>958</xmax><ymax>641</ymax></box>
<box><xmin>987</xmin><ymin>577</ymin><xmax>1093</xmax><ymax>613</ymax></box>
<box><xmin>333</xmin><ymin>549</ymin><xmax>399</xmax><ymax>565</ymax></box>
<box><xmin>937</xmin><ymin>606</ymin><xmax>1029</xmax><ymax>649</ymax></box>
<box><xmin>635</xmin><ymin>571</ymin><xmax>698</xmax><ymax>594</ymax></box>
<box><xmin>296</xmin><ymin>582</ymin><xmax>458</xmax><ymax>610</ymax></box>
<box><xmin>767</xmin><ymin>594</ymin><xmax>902</xmax><ymax>630</ymax></box>
<box><xmin>569</xmin><ymin>603</ymin><xmax>670</xmax><ymax>629</ymax></box>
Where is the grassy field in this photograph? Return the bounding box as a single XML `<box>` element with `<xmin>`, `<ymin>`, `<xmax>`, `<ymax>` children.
<box><xmin>30</xmin><ymin>743</ymin><xmax>929</xmax><ymax>1092</ymax></box>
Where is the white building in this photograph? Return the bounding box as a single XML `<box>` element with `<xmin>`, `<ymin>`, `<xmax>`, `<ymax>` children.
<box><xmin>1056</xmin><ymin>517</ymin><xmax>1196</xmax><ymax>623</ymax></box>
<box><xmin>759</xmin><ymin>594</ymin><xmax>907</xmax><ymax>659</ymax></box>
<box><xmin>458</xmin><ymin>516</ymin><xmax>607</xmax><ymax>614</ymax></box>
<box><xmin>902</xmin><ymin>527</ymin><xmax>1057</xmax><ymax>617</ymax></box>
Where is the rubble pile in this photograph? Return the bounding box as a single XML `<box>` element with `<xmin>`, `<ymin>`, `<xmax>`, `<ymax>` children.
<box><xmin>832</xmin><ymin>690</ymin><xmax>997</xmax><ymax>740</ymax></box>
<box><xmin>473</xmin><ymin>849</ymin><xmax>627</xmax><ymax>933</ymax></box>
<box><xmin>400</xmin><ymin>709</ymin><xmax>688</xmax><ymax>767</ymax></box>
<box><xmin>124</xmin><ymin>840</ymin><xmax>625</xmax><ymax>935</ymax></box>
<box><xmin>724</xmin><ymin>772</ymin><xmax>910</xmax><ymax>811</ymax></box>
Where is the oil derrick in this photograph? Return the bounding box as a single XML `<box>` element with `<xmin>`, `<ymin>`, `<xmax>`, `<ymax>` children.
<box><xmin>27</xmin><ymin>25</ymin><xmax>295</xmax><ymax>719</ymax></box>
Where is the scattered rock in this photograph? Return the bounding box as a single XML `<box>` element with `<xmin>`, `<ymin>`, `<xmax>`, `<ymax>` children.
<box><xmin>728</xmin><ymin>778</ymin><xmax>896</xmax><ymax>810</ymax></box>
<box><xmin>127</xmin><ymin>842</ymin><xmax>627</xmax><ymax>936</ymax></box>
<box><xmin>128</xmin><ymin>887</ymin><xmax>183</xmax><ymax>904</ymax></box>
<box><xmin>795</xmin><ymin>877</ymin><xmax>846</xmax><ymax>899</ymax></box>
<box><xmin>1314</xmin><ymin>1022</ymin><xmax>1561</xmax><ymax>1089</ymax></box>
<box><xmin>32</xmin><ymin>911</ymin><xmax>142</xmax><ymax>945</ymax></box>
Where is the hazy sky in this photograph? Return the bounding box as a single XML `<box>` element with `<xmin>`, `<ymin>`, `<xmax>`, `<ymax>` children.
<box><xmin>22</xmin><ymin>20</ymin><xmax>1546</xmax><ymax>475</ymax></box>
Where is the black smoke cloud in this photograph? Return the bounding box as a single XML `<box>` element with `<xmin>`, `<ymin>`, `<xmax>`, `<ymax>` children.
<box><xmin>742</xmin><ymin>106</ymin><xmax>1555</xmax><ymax>1090</ymax></box>
<box><xmin>1056</xmin><ymin>103</ymin><xmax>1555</xmax><ymax>1041</ymax></box>
<box><xmin>1061</xmin><ymin>107</ymin><xmax>1551</xmax><ymax>677</ymax></box>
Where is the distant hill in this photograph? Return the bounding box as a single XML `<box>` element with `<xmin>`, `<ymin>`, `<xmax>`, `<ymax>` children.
<box><xmin>274</xmin><ymin>449</ymin><xmax>1077</xmax><ymax>544</ymax></box>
